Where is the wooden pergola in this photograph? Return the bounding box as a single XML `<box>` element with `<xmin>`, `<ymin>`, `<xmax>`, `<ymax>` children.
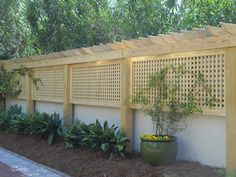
<box><xmin>1</xmin><ymin>22</ymin><xmax>236</xmax><ymax>68</ymax></box>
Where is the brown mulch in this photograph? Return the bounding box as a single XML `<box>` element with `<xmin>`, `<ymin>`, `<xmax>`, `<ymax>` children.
<box><xmin>0</xmin><ymin>131</ymin><xmax>224</xmax><ymax>177</ymax></box>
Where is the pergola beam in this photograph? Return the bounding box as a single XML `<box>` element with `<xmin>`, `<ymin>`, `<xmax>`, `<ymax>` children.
<box><xmin>221</xmin><ymin>22</ymin><xmax>236</xmax><ymax>34</ymax></box>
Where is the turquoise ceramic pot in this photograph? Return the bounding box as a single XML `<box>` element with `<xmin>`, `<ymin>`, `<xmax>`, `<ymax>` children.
<box><xmin>140</xmin><ymin>136</ymin><xmax>178</xmax><ymax>165</ymax></box>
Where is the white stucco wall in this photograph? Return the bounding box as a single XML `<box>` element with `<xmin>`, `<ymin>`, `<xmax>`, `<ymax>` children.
<box><xmin>74</xmin><ymin>105</ymin><xmax>120</xmax><ymax>127</ymax></box>
<box><xmin>5</xmin><ymin>99</ymin><xmax>226</xmax><ymax>167</ymax></box>
<box><xmin>6</xmin><ymin>99</ymin><xmax>27</xmax><ymax>113</ymax></box>
<box><xmin>132</xmin><ymin>110</ymin><xmax>226</xmax><ymax>168</ymax></box>
<box><xmin>35</xmin><ymin>101</ymin><xmax>63</xmax><ymax>118</ymax></box>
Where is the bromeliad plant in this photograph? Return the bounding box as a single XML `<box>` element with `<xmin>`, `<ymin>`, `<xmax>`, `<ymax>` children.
<box><xmin>86</xmin><ymin>120</ymin><xmax>129</xmax><ymax>159</ymax></box>
<box><xmin>64</xmin><ymin>120</ymin><xmax>90</xmax><ymax>148</ymax></box>
<box><xmin>0</xmin><ymin>104</ymin><xmax>127</xmax><ymax>159</ymax></box>
<box><xmin>100</xmin><ymin>128</ymin><xmax>129</xmax><ymax>159</ymax></box>
<box><xmin>64</xmin><ymin>119</ymin><xmax>129</xmax><ymax>159</ymax></box>
<box><xmin>29</xmin><ymin>112</ymin><xmax>63</xmax><ymax>145</ymax></box>
<box><xmin>131</xmin><ymin>65</ymin><xmax>216</xmax><ymax>140</ymax></box>
<box><xmin>9</xmin><ymin>105</ymin><xmax>29</xmax><ymax>134</ymax></box>
<box><xmin>0</xmin><ymin>105</ymin><xmax>26</xmax><ymax>131</ymax></box>
<box><xmin>0</xmin><ymin>105</ymin><xmax>63</xmax><ymax>145</ymax></box>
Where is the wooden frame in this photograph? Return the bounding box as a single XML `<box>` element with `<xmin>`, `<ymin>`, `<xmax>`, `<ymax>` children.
<box><xmin>71</xmin><ymin>60</ymin><xmax>122</xmax><ymax>107</ymax></box>
<box><xmin>130</xmin><ymin>50</ymin><xmax>226</xmax><ymax>116</ymax></box>
<box><xmin>226</xmin><ymin>47</ymin><xmax>236</xmax><ymax>171</ymax></box>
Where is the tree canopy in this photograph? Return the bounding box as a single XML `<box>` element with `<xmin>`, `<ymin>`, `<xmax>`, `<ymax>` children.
<box><xmin>0</xmin><ymin>0</ymin><xmax>236</xmax><ymax>60</ymax></box>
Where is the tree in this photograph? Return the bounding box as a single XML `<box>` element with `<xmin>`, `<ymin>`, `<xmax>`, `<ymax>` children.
<box><xmin>0</xmin><ymin>0</ymin><xmax>34</xmax><ymax>60</ymax></box>
<box><xmin>112</xmin><ymin>0</ymin><xmax>179</xmax><ymax>40</ymax></box>
<box><xmin>179</xmin><ymin>0</ymin><xmax>236</xmax><ymax>30</ymax></box>
<box><xmin>1</xmin><ymin>0</ymin><xmax>236</xmax><ymax>60</ymax></box>
<box><xmin>0</xmin><ymin>65</ymin><xmax>30</xmax><ymax>108</ymax></box>
<box><xmin>0</xmin><ymin>64</ymin><xmax>41</xmax><ymax>109</ymax></box>
<box><xmin>27</xmin><ymin>0</ymin><xmax>114</xmax><ymax>53</ymax></box>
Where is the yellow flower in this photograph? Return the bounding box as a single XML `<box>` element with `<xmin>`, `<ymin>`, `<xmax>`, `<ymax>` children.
<box><xmin>141</xmin><ymin>134</ymin><xmax>171</xmax><ymax>141</ymax></box>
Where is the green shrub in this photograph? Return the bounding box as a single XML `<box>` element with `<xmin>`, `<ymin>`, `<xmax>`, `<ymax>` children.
<box><xmin>82</xmin><ymin>120</ymin><xmax>114</xmax><ymax>149</ymax></box>
<box><xmin>0</xmin><ymin>105</ymin><xmax>24</xmax><ymax>131</ymax></box>
<box><xmin>8</xmin><ymin>105</ymin><xmax>30</xmax><ymax>134</ymax></box>
<box><xmin>1</xmin><ymin>106</ymin><xmax>129</xmax><ymax>159</ymax></box>
<box><xmin>10</xmin><ymin>115</ymin><xmax>29</xmax><ymax>134</ymax></box>
<box><xmin>47</xmin><ymin>113</ymin><xmax>63</xmax><ymax>145</ymax></box>
<box><xmin>64</xmin><ymin>120</ymin><xmax>90</xmax><ymax>148</ymax></box>
<box><xmin>101</xmin><ymin>129</ymin><xmax>129</xmax><ymax>159</ymax></box>
<box><xmin>29</xmin><ymin>112</ymin><xmax>50</xmax><ymax>137</ymax></box>
<box><xmin>0</xmin><ymin>107</ymin><xmax>63</xmax><ymax>144</ymax></box>
<box><xmin>7</xmin><ymin>105</ymin><xmax>24</xmax><ymax>119</ymax></box>
<box><xmin>64</xmin><ymin>119</ymin><xmax>129</xmax><ymax>159</ymax></box>
<box><xmin>29</xmin><ymin>112</ymin><xmax>63</xmax><ymax>145</ymax></box>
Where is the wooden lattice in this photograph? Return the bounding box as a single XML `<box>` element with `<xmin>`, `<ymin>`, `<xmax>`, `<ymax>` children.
<box><xmin>132</xmin><ymin>53</ymin><xmax>226</xmax><ymax>115</ymax></box>
<box><xmin>17</xmin><ymin>76</ymin><xmax>27</xmax><ymax>99</ymax></box>
<box><xmin>71</xmin><ymin>61</ymin><xmax>121</xmax><ymax>107</ymax></box>
<box><xmin>32</xmin><ymin>66</ymin><xmax>64</xmax><ymax>102</ymax></box>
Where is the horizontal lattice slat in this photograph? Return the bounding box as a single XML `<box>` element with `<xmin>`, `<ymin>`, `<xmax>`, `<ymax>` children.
<box><xmin>33</xmin><ymin>66</ymin><xmax>64</xmax><ymax>102</ymax></box>
<box><xmin>132</xmin><ymin>53</ymin><xmax>226</xmax><ymax>115</ymax></box>
<box><xmin>71</xmin><ymin>61</ymin><xmax>121</xmax><ymax>107</ymax></box>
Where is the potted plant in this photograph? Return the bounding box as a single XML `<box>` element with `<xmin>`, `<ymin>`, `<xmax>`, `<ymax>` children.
<box><xmin>131</xmin><ymin>65</ymin><xmax>215</xmax><ymax>165</ymax></box>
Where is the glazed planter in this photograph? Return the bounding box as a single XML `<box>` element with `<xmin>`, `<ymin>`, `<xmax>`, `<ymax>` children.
<box><xmin>140</xmin><ymin>135</ymin><xmax>178</xmax><ymax>165</ymax></box>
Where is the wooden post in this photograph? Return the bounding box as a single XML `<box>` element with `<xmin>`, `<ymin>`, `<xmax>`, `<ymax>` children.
<box><xmin>120</xmin><ymin>58</ymin><xmax>133</xmax><ymax>151</ymax></box>
<box><xmin>63</xmin><ymin>65</ymin><xmax>73</xmax><ymax>126</ymax></box>
<box><xmin>226</xmin><ymin>47</ymin><xmax>236</xmax><ymax>172</ymax></box>
<box><xmin>26</xmin><ymin>75</ymin><xmax>34</xmax><ymax>114</ymax></box>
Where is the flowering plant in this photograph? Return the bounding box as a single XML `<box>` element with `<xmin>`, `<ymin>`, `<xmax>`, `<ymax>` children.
<box><xmin>131</xmin><ymin>65</ymin><xmax>215</xmax><ymax>139</ymax></box>
<box><xmin>141</xmin><ymin>134</ymin><xmax>170</xmax><ymax>141</ymax></box>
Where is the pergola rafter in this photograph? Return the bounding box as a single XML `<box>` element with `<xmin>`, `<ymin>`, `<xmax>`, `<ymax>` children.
<box><xmin>1</xmin><ymin>23</ymin><xmax>236</xmax><ymax>68</ymax></box>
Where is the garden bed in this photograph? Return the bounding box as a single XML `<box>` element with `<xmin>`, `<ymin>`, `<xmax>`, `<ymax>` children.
<box><xmin>0</xmin><ymin>131</ymin><xmax>224</xmax><ymax>177</ymax></box>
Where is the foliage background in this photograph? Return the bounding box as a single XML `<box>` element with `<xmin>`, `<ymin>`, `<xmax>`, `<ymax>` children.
<box><xmin>0</xmin><ymin>0</ymin><xmax>236</xmax><ymax>60</ymax></box>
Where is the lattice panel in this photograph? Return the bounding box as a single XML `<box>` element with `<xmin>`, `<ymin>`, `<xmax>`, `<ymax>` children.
<box><xmin>32</xmin><ymin>66</ymin><xmax>64</xmax><ymax>102</ymax></box>
<box><xmin>17</xmin><ymin>76</ymin><xmax>27</xmax><ymax>99</ymax></box>
<box><xmin>132</xmin><ymin>54</ymin><xmax>226</xmax><ymax>115</ymax></box>
<box><xmin>71</xmin><ymin>62</ymin><xmax>121</xmax><ymax>107</ymax></box>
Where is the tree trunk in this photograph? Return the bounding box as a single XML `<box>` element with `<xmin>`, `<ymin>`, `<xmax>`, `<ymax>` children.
<box><xmin>0</xmin><ymin>97</ymin><xmax>6</xmax><ymax>110</ymax></box>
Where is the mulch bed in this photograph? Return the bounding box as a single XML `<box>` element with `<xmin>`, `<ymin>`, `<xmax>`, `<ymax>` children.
<box><xmin>0</xmin><ymin>131</ymin><xmax>224</xmax><ymax>177</ymax></box>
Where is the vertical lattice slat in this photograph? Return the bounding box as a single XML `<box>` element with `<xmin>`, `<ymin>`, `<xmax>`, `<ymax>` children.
<box><xmin>71</xmin><ymin>61</ymin><xmax>121</xmax><ymax>107</ymax></box>
<box><xmin>32</xmin><ymin>66</ymin><xmax>64</xmax><ymax>102</ymax></box>
<box><xmin>132</xmin><ymin>53</ymin><xmax>226</xmax><ymax>115</ymax></box>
